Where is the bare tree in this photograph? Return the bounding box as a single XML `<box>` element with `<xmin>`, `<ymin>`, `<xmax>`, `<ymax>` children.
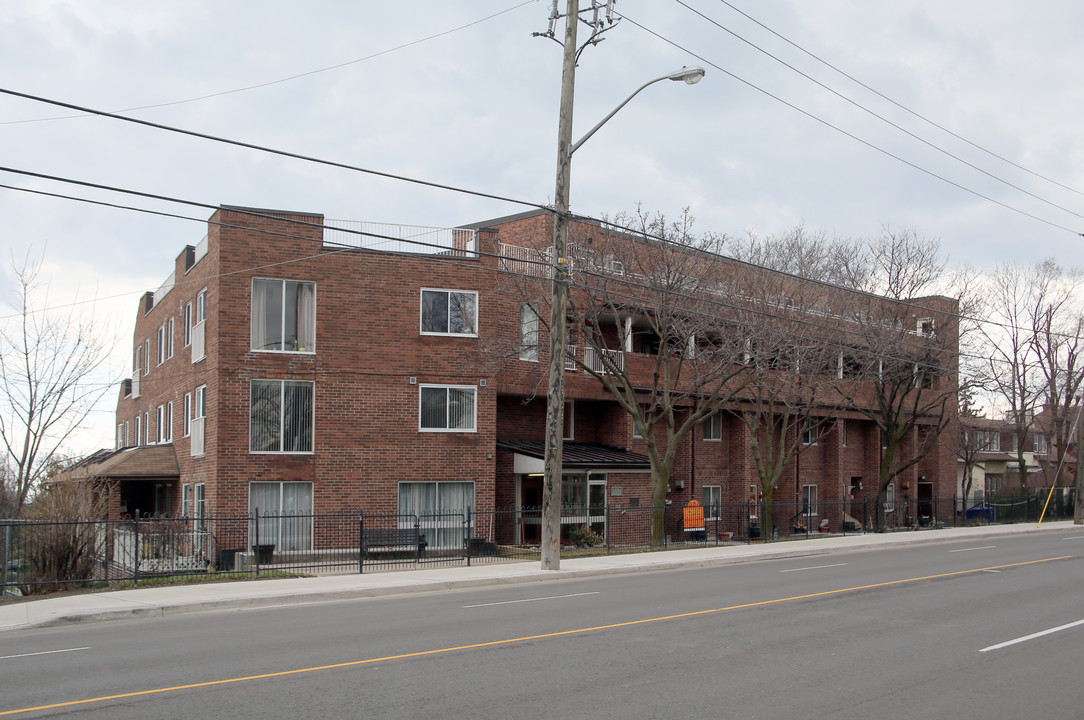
<box><xmin>829</xmin><ymin>232</ymin><xmax>960</xmax><ymax>528</ymax></box>
<box><xmin>1027</xmin><ymin>261</ymin><xmax>1084</xmax><ymax>500</ymax></box>
<box><xmin>0</xmin><ymin>255</ymin><xmax>115</xmax><ymax>513</ymax></box>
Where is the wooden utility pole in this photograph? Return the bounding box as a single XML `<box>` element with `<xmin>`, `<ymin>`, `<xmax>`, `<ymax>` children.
<box><xmin>541</xmin><ymin>0</ymin><xmax>579</xmax><ymax>571</ymax></box>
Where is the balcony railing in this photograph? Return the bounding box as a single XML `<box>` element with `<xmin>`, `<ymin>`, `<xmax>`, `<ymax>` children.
<box><xmin>584</xmin><ymin>347</ymin><xmax>625</xmax><ymax>374</ymax></box>
<box><xmin>565</xmin><ymin>345</ymin><xmax>578</xmax><ymax>371</ymax></box>
<box><xmin>324</xmin><ymin>221</ymin><xmax>477</xmax><ymax>257</ymax></box>
<box><xmin>191</xmin><ymin>320</ymin><xmax>205</xmax><ymax>363</ymax></box>
<box><xmin>190</xmin><ymin>417</ymin><xmax>205</xmax><ymax>457</ymax></box>
<box><xmin>152</xmin><ymin>271</ymin><xmax>176</xmax><ymax>309</ymax></box>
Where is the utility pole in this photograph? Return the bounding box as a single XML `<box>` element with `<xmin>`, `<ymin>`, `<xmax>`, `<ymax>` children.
<box><xmin>1075</xmin><ymin>400</ymin><xmax>1083</xmax><ymax>524</ymax></box>
<box><xmin>541</xmin><ymin>0</ymin><xmax>579</xmax><ymax>571</ymax></box>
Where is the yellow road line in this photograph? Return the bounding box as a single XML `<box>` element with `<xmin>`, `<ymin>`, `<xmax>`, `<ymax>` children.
<box><xmin>1</xmin><ymin>555</ymin><xmax>1070</xmax><ymax>717</ymax></box>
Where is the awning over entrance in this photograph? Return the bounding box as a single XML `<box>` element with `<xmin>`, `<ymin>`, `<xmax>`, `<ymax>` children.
<box><xmin>496</xmin><ymin>440</ymin><xmax>650</xmax><ymax>474</ymax></box>
<box><xmin>60</xmin><ymin>445</ymin><xmax>180</xmax><ymax>482</ymax></box>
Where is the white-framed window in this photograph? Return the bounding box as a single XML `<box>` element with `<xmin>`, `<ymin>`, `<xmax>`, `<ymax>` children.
<box><xmin>181</xmin><ymin>483</ymin><xmax>191</xmax><ymax>517</ymax></box>
<box><xmin>1034</xmin><ymin>433</ymin><xmax>1049</xmax><ymax>454</ymax></box>
<box><xmin>702</xmin><ymin>485</ymin><xmax>721</xmax><ymax>520</ymax></box>
<box><xmin>134</xmin><ymin>414</ymin><xmax>142</xmax><ymax>447</ymax></box>
<box><xmin>191</xmin><ymin>385</ymin><xmax>206</xmax><ymax>457</ymax></box>
<box><xmin>972</xmin><ymin>429</ymin><xmax>1000</xmax><ymax>452</ymax></box>
<box><xmin>885</xmin><ymin>482</ymin><xmax>896</xmax><ymax>512</ymax></box>
<box><xmin>802</xmin><ymin>419</ymin><xmax>819</xmax><ymax>446</ymax></box>
<box><xmin>420</xmin><ymin>289</ymin><xmax>477</xmax><ymax>336</ymax></box>
<box><xmin>802</xmin><ymin>484</ymin><xmax>819</xmax><ymax>515</ymax></box>
<box><xmin>123</xmin><ymin>420</ymin><xmax>129</xmax><ymax>447</ymax></box>
<box><xmin>196</xmin><ymin>289</ymin><xmax>206</xmax><ymax>324</ymax></box>
<box><xmin>917</xmin><ymin>317</ymin><xmax>935</xmax><ymax>336</ymax></box>
<box><xmin>194</xmin><ymin>482</ymin><xmax>206</xmax><ymax>530</ymax></box>
<box><xmin>419</xmin><ymin>385</ymin><xmax>476</xmax><ymax>432</ymax></box>
<box><xmin>251</xmin><ymin>278</ymin><xmax>316</xmax><ymax>353</ymax></box>
<box><xmin>167</xmin><ymin>317</ymin><xmax>175</xmax><ymax>359</ymax></box>
<box><xmin>398</xmin><ymin>480</ymin><xmax>475</xmax><ymax>549</ymax></box>
<box><xmin>183</xmin><ymin>393</ymin><xmax>192</xmax><ymax>437</ymax></box>
<box><xmin>703</xmin><ymin>411</ymin><xmax>722</xmax><ymax>441</ymax></box>
<box><xmin>249</xmin><ymin>481</ymin><xmax>314</xmax><ymax>551</ymax></box>
<box><xmin>143</xmin><ymin>411</ymin><xmax>150</xmax><ymax>444</ymax></box>
<box><xmin>184</xmin><ymin>301</ymin><xmax>193</xmax><ymax>347</ymax></box>
<box><xmin>250</xmin><ymin>379</ymin><xmax>314</xmax><ymax>452</ymax></box>
<box><xmin>157</xmin><ymin>325</ymin><xmax>166</xmax><ymax>366</ymax></box>
<box><xmin>633</xmin><ymin>416</ymin><xmax>643</xmax><ymax>439</ymax></box>
<box><xmin>519</xmin><ymin>303</ymin><xmax>539</xmax><ymax>361</ymax></box>
<box><xmin>156</xmin><ymin>402</ymin><xmax>173</xmax><ymax>443</ymax></box>
<box><xmin>134</xmin><ymin>344</ymin><xmax>142</xmax><ymax>376</ymax></box>
<box><xmin>116</xmin><ymin>424</ymin><xmax>125</xmax><ymax>450</ymax></box>
<box><xmin>563</xmin><ymin>400</ymin><xmax>574</xmax><ymax>440</ymax></box>
<box><xmin>192</xmin><ymin>289</ymin><xmax>207</xmax><ymax>364</ymax></box>
<box><xmin>144</xmin><ymin>340</ymin><xmax>151</xmax><ymax>375</ymax></box>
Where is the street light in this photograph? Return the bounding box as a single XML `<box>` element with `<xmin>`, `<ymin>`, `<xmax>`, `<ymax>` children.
<box><xmin>539</xmin><ymin>8</ymin><xmax>705</xmax><ymax>572</ymax></box>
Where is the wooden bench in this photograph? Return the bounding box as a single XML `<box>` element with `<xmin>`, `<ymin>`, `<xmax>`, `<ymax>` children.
<box><xmin>362</xmin><ymin>528</ymin><xmax>428</xmax><ymax>557</ymax></box>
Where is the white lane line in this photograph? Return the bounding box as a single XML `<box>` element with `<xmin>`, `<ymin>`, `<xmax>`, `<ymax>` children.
<box><xmin>0</xmin><ymin>647</ymin><xmax>90</xmax><ymax>661</ymax></box>
<box><xmin>1061</xmin><ymin>535</ymin><xmax>1084</xmax><ymax>540</ymax></box>
<box><xmin>980</xmin><ymin>619</ymin><xmax>1084</xmax><ymax>653</ymax></box>
<box><xmin>779</xmin><ymin>563</ymin><xmax>848</xmax><ymax>573</ymax></box>
<box><xmin>464</xmin><ymin>591</ymin><xmax>600</xmax><ymax>608</ymax></box>
<box><xmin>949</xmin><ymin>545</ymin><xmax>996</xmax><ymax>553</ymax></box>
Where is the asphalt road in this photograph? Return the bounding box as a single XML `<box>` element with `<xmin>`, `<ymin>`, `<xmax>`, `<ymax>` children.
<box><xmin>2</xmin><ymin>530</ymin><xmax>1083</xmax><ymax>718</ymax></box>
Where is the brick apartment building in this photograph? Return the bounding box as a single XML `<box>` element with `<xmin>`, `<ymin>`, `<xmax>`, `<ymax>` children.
<box><xmin>91</xmin><ymin>205</ymin><xmax>958</xmax><ymax>549</ymax></box>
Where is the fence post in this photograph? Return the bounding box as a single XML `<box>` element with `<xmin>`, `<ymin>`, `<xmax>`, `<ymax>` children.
<box><xmin>133</xmin><ymin>510</ymin><xmax>141</xmax><ymax>586</ymax></box>
<box><xmin>358</xmin><ymin>510</ymin><xmax>365</xmax><ymax>575</ymax></box>
<box><xmin>465</xmin><ymin>507</ymin><xmax>472</xmax><ymax>567</ymax></box>
<box><xmin>414</xmin><ymin>515</ymin><xmax>422</xmax><ymax>564</ymax></box>
<box><xmin>254</xmin><ymin>507</ymin><xmax>260</xmax><ymax>578</ymax></box>
<box><xmin>1</xmin><ymin>523</ymin><xmax>9</xmax><ymax>597</ymax></box>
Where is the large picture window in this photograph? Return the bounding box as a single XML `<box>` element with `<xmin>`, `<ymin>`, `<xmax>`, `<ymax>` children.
<box><xmin>420</xmin><ymin>289</ymin><xmax>477</xmax><ymax>336</ymax></box>
<box><xmin>519</xmin><ymin>303</ymin><xmax>539</xmax><ymax>361</ymax></box>
<box><xmin>419</xmin><ymin>385</ymin><xmax>476</xmax><ymax>432</ymax></box>
<box><xmin>250</xmin><ymin>380</ymin><xmax>314</xmax><ymax>452</ymax></box>
<box><xmin>250</xmin><ymin>481</ymin><xmax>313</xmax><ymax>551</ymax></box>
<box><xmin>398</xmin><ymin>481</ymin><xmax>475</xmax><ymax>549</ymax></box>
<box><xmin>251</xmin><ymin>279</ymin><xmax>316</xmax><ymax>353</ymax></box>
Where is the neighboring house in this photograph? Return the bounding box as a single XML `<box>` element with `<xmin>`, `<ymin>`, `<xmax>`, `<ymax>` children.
<box><xmin>957</xmin><ymin>414</ymin><xmax>1062</xmax><ymax>501</ymax></box>
<box><xmin>86</xmin><ymin>205</ymin><xmax>958</xmax><ymax>549</ymax></box>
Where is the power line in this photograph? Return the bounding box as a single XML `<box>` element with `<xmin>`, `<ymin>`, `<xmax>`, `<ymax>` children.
<box><xmin>672</xmin><ymin>0</ymin><xmax>1084</xmax><ymax>223</ymax></box>
<box><xmin>616</xmin><ymin>11</ymin><xmax>1083</xmax><ymax>237</ymax></box>
<box><xmin>0</xmin><ymin>2</ymin><xmax>537</xmax><ymax>126</ymax></box>
<box><xmin>711</xmin><ymin>0</ymin><xmax>1084</xmax><ymax>201</ymax></box>
<box><xmin>0</xmin><ymin>87</ymin><xmax>547</xmax><ymax>213</ymax></box>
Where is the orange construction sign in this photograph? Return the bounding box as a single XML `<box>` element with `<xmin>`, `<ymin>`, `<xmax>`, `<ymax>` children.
<box><xmin>683</xmin><ymin>499</ymin><xmax>705</xmax><ymax>532</ymax></box>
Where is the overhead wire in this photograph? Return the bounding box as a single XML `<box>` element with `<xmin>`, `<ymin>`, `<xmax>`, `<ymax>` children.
<box><xmin>0</xmin><ymin>1</ymin><xmax>538</xmax><ymax>126</ymax></box>
<box><xmin>671</xmin><ymin>0</ymin><xmax>1084</xmax><ymax>223</ymax></box>
<box><xmin>711</xmin><ymin>0</ymin><xmax>1084</xmax><ymax>201</ymax></box>
<box><xmin>615</xmin><ymin>10</ymin><xmax>1083</xmax><ymax>236</ymax></box>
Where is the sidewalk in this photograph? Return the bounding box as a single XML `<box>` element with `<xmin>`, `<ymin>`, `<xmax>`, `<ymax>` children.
<box><xmin>1</xmin><ymin>521</ymin><xmax>1076</xmax><ymax>632</ymax></box>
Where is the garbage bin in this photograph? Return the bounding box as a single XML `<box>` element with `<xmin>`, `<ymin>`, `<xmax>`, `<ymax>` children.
<box><xmin>465</xmin><ymin>537</ymin><xmax>485</xmax><ymax>556</ymax></box>
<box><xmin>252</xmin><ymin>544</ymin><xmax>275</xmax><ymax>564</ymax></box>
<box><xmin>218</xmin><ymin>548</ymin><xmax>243</xmax><ymax>572</ymax></box>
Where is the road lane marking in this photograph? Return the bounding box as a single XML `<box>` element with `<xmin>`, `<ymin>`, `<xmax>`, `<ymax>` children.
<box><xmin>980</xmin><ymin>618</ymin><xmax>1084</xmax><ymax>653</ymax></box>
<box><xmin>949</xmin><ymin>546</ymin><xmax>996</xmax><ymax>553</ymax></box>
<box><xmin>0</xmin><ymin>555</ymin><xmax>1069</xmax><ymax>717</ymax></box>
<box><xmin>464</xmin><ymin>591</ymin><xmax>600</xmax><ymax>608</ymax></box>
<box><xmin>780</xmin><ymin>563</ymin><xmax>848</xmax><ymax>573</ymax></box>
<box><xmin>0</xmin><ymin>647</ymin><xmax>90</xmax><ymax>662</ymax></box>
<box><xmin>1061</xmin><ymin>535</ymin><xmax>1084</xmax><ymax>541</ymax></box>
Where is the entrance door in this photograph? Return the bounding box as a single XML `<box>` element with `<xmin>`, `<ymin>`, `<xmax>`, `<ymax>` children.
<box><xmin>519</xmin><ymin>476</ymin><xmax>542</xmax><ymax>544</ymax></box>
<box><xmin>917</xmin><ymin>481</ymin><xmax>934</xmax><ymax>523</ymax></box>
<box><xmin>588</xmin><ymin>474</ymin><xmax>607</xmax><ymax>538</ymax></box>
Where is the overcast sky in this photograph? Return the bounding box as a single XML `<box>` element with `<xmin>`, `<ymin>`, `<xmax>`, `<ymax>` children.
<box><xmin>2</xmin><ymin>0</ymin><xmax>1083</xmax><ymax>454</ymax></box>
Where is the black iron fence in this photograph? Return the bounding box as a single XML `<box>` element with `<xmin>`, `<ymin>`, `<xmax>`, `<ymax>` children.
<box><xmin>1</xmin><ymin>491</ymin><xmax>1075</xmax><ymax>595</ymax></box>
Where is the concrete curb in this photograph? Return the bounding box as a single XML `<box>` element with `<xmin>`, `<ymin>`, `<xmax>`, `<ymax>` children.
<box><xmin>2</xmin><ymin>520</ymin><xmax>1075</xmax><ymax>632</ymax></box>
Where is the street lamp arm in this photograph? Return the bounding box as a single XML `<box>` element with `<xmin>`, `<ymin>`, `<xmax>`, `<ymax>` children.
<box><xmin>569</xmin><ymin>66</ymin><xmax>705</xmax><ymax>156</ymax></box>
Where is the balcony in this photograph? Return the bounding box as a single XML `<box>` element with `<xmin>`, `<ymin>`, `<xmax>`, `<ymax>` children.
<box><xmin>584</xmin><ymin>347</ymin><xmax>625</xmax><ymax>374</ymax></box>
<box><xmin>324</xmin><ymin>221</ymin><xmax>477</xmax><ymax>258</ymax></box>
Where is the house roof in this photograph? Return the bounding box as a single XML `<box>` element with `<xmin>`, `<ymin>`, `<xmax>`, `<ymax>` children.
<box><xmin>62</xmin><ymin>445</ymin><xmax>180</xmax><ymax>481</ymax></box>
<box><xmin>496</xmin><ymin>441</ymin><xmax>651</xmax><ymax>470</ymax></box>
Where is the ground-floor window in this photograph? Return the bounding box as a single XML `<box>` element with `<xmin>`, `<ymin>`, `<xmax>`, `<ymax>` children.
<box><xmin>249</xmin><ymin>481</ymin><xmax>313</xmax><ymax>551</ymax></box>
<box><xmin>802</xmin><ymin>484</ymin><xmax>819</xmax><ymax>515</ymax></box>
<box><xmin>702</xmin><ymin>485</ymin><xmax>721</xmax><ymax>520</ymax></box>
<box><xmin>398</xmin><ymin>481</ymin><xmax>475</xmax><ymax>549</ymax></box>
